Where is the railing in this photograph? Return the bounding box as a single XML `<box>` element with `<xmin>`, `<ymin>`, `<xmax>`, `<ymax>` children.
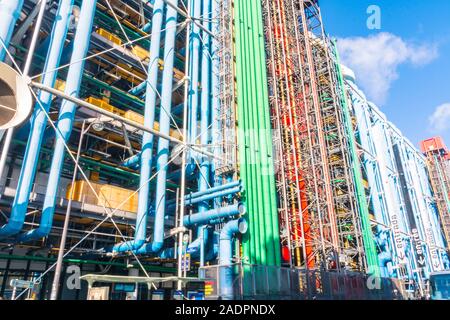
<box><xmin>199</xmin><ymin>263</ymin><xmax>403</xmax><ymax>300</ymax></box>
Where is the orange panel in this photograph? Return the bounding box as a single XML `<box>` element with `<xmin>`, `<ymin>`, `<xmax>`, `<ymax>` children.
<box><xmin>420</xmin><ymin>136</ymin><xmax>448</xmax><ymax>154</ymax></box>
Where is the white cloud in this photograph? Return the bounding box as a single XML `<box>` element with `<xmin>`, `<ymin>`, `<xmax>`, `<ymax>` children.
<box><xmin>429</xmin><ymin>103</ymin><xmax>450</xmax><ymax>133</ymax></box>
<box><xmin>337</xmin><ymin>32</ymin><xmax>438</xmax><ymax>105</ymax></box>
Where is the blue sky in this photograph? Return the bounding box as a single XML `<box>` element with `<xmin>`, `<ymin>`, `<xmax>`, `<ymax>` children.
<box><xmin>320</xmin><ymin>0</ymin><xmax>450</xmax><ymax>148</ymax></box>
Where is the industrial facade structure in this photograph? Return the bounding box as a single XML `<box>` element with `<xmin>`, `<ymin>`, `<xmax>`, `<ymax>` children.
<box><xmin>344</xmin><ymin>70</ymin><xmax>450</xmax><ymax>295</ymax></box>
<box><xmin>420</xmin><ymin>137</ymin><xmax>450</xmax><ymax>254</ymax></box>
<box><xmin>0</xmin><ymin>0</ymin><xmax>448</xmax><ymax>300</ymax></box>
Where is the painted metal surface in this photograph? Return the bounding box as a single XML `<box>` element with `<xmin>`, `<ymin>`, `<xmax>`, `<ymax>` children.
<box><xmin>197</xmin><ymin>0</ymin><xmax>212</xmax><ymax>266</ymax></box>
<box><xmin>137</xmin><ymin>0</ymin><xmax>180</xmax><ymax>255</ymax></box>
<box><xmin>113</xmin><ymin>0</ymin><xmax>165</xmax><ymax>253</ymax></box>
<box><xmin>219</xmin><ymin>218</ymin><xmax>248</xmax><ymax>299</ymax></box>
<box><xmin>0</xmin><ymin>0</ymin><xmax>74</xmax><ymax>238</ymax></box>
<box><xmin>347</xmin><ymin>74</ymin><xmax>449</xmax><ymax>285</ymax></box>
<box><xmin>183</xmin><ymin>203</ymin><xmax>244</xmax><ymax>227</ymax></box>
<box><xmin>17</xmin><ymin>0</ymin><xmax>98</xmax><ymax>242</ymax></box>
<box><xmin>334</xmin><ymin>43</ymin><xmax>380</xmax><ymax>276</ymax></box>
<box><xmin>0</xmin><ymin>0</ymin><xmax>24</xmax><ymax>61</ymax></box>
<box><xmin>235</xmin><ymin>0</ymin><xmax>280</xmax><ymax>266</ymax></box>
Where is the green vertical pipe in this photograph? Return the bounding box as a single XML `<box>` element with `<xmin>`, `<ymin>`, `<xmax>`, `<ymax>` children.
<box><xmin>241</xmin><ymin>0</ymin><xmax>265</xmax><ymax>266</ymax></box>
<box><xmin>235</xmin><ymin>0</ymin><xmax>255</xmax><ymax>264</ymax></box>
<box><xmin>244</xmin><ymin>0</ymin><xmax>267</xmax><ymax>266</ymax></box>
<box><xmin>248</xmin><ymin>0</ymin><xmax>270</xmax><ymax>266</ymax></box>
<box><xmin>235</xmin><ymin>0</ymin><xmax>281</xmax><ymax>267</ymax></box>
<box><xmin>242</xmin><ymin>0</ymin><xmax>262</xmax><ymax>265</ymax></box>
<box><xmin>333</xmin><ymin>40</ymin><xmax>380</xmax><ymax>277</ymax></box>
<box><xmin>237</xmin><ymin>0</ymin><xmax>255</xmax><ymax>265</ymax></box>
<box><xmin>249</xmin><ymin>0</ymin><xmax>276</xmax><ymax>266</ymax></box>
<box><xmin>254</xmin><ymin>0</ymin><xmax>281</xmax><ymax>266</ymax></box>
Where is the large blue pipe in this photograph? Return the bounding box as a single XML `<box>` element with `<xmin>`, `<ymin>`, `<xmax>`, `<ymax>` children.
<box><xmin>141</xmin><ymin>22</ymin><xmax>152</xmax><ymax>33</ymax></box>
<box><xmin>113</xmin><ymin>0</ymin><xmax>165</xmax><ymax>253</ymax></box>
<box><xmin>17</xmin><ymin>0</ymin><xmax>97</xmax><ymax>243</ymax></box>
<box><xmin>219</xmin><ymin>218</ymin><xmax>248</xmax><ymax>300</ymax></box>
<box><xmin>185</xmin><ymin>228</ymin><xmax>218</xmax><ymax>259</ymax></box>
<box><xmin>134</xmin><ymin>0</ymin><xmax>179</xmax><ymax>255</ymax></box>
<box><xmin>185</xmin><ymin>186</ymin><xmax>242</xmax><ymax>206</ymax></box>
<box><xmin>197</xmin><ymin>0</ymin><xmax>212</xmax><ymax>266</ymax></box>
<box><xmin>165</xmin><ymin>163</ymin><xmax>195</xmax><ymax>181</ymax></box>
<box><xmin>135</xmin><ymin>242</ymin><xmax>218</xmax><ymax>260</ymax></box>
<box><xmin>199</xmin><ymin>0</ymin><xmax>212</xmax><ymax>183</ymax></box>
<box><xmin>122</xmin><ymin>153</ymin><xmax>141</xmax><ymax>168</ymax></box>
<box><xmin>378</xmin><ymin>251</ymin><xmax>392</xmax><ymax>278</ymax></box>
<box><xmin>135</xmin><ymin>246</ymin><xmax>174</xmax><ymax>258</ymax></box>
<box><xmin>210</xmin><ymin>0</ymin><xmax>221</xmax><ymax>192</ymax></box>
<box><xmin>185</xmin><ymin>180</ymin><xmax>241</xmax><ymax>200</ymax></box>
<box><xmin>165</xmin><ymin>181</ymin><xmax>241</xmax><ymax>209</ymax></box>
<box><xmin>167</xmin><ymin>185</ymin><xmax>242</xmax><ymax>213</ymax></box>
<box><xmin>0</xmin><ymin>0</ymin><xmax>73</xmax><ymax>238</ymax></box>
<box><xmin>377</xmin><ymin>230</ymin><xmax>394</xmax><ymax>278</ymax></box>
<box><xmin>187</xmin><ymin>0</ymin><xmax>201</xmax><ymax>155</ymax></box>
<box><xmin>352</xmin><ymin>82</ymin><xmax>410</xmax><ymax>278</ymax></box>
<box><xmin>128</xmin><ymin>81</ymin><xmax>147</xmax><ymax>96</ymax></box>
<box><xmin>184</xmin><ymin>203</ymin><xmax>245</xmax><ymax>227</ymax></box>
<box><xmin>0</xmin><ymin>0</ymin><xmax>24</xmax><ymax>61</ymax></box>
<box><xmin>185</xmin><ymin>203</ymin><xmax>244</xmax><ymax>258</ymax></box>
<box><xmin>137</xmin><ymin>233</ymin><xmax>220</xmax><ymax>260</ymax></box>
<box><xmin>348</xmin><ymin>80</ymin><xmax>396</xmax><ymax>277</ymax></box>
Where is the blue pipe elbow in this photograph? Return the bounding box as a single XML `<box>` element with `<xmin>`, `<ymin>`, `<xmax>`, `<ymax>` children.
<box><xmin>141</xmin><ymin>22</ymin><xmax>152</xmax><ymax>33</ymax></box>
<box><xmin>16</xmin><ymin>204</ymin><xmax>55</xmax><ymax>242</ymax></box>
<box><xmin>15</xmin><ymin>0</ymin><xmax>97</xmax><ymax>243</ymax></box>
<box><xmin>112</xmin><ymin>239</ymin><xmax>146</xmax><ymax>253</ymax></box>
<box><xmin>128</xmin><ymin>81</ymin><xmax>147</xmax><ymax>96</ymax></box>
<box><xmin>220</xmin><ymin>218</ymin><xmax>248</xmax><ymax>245</ymax></box>
<box><xmin>0</xmin><ymin>212</ymin><xmax>25</xmax><ymax>237</ymax></box>
<box><xmin>133</xmin><ymin>246</ymin><xmax>174</xmax><ymax>259</ymax></box>
<box><xmin>378</xmin><ymin>251</ymin><xmax>392</xmax><ymax>278</ymax></box>
<box><xmin>16</xmin><ymin>227</ymin><xmax>48</xmax><ymax>243</ymax></box>
<box><xmin>186</xmin><ymin>237</ymin><xmax>202</xmax><ymax>257</ymax></box>
<box><xmin>134</xmin><ymin>241</ymin><xmax>164</xmax><ymax>255</ymax></box>
<box><xmin>158</xmin><ymin>247</ymin><xmax>175</xmax><ymax>259</ymax></box>
<box><xmin>122</xmin><ymin>152</ymin><xmax>141</xmax><ymax>168</ymax></box>
<box><xmin>219</xmin><ymin>218</ymin><xmax>248</xmax><ymax>300</ymax></box>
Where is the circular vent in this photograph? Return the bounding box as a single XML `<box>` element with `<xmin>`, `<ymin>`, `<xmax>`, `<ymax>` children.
<box><xmin>0</xmin><ymin>62</ymin><xmax>33</xmax><ymax>130</ymax></box>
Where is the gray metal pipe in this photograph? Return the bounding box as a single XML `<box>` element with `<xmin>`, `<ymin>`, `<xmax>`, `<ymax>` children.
<box><xmin>30</xmin><ymin>82</ymin><xmax>218</xmax><ymax>160</ymax></box>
